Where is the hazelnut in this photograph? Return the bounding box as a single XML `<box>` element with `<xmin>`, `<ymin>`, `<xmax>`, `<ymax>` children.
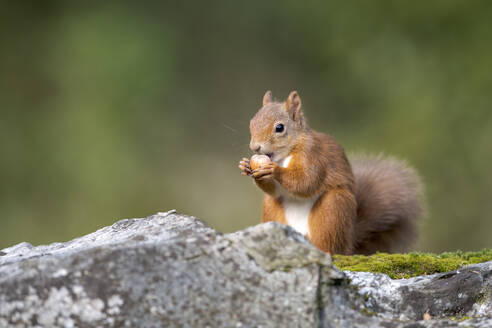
<box><xmin>250</xmin><ymin>154</ymin><xmax>271</xmax><ymax>171</ymax></box>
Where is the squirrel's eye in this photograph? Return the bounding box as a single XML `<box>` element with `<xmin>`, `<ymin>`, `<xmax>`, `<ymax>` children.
<box><xmin>275</xmin><ymin>123</ymin><xmax>285</xmax><ymax>133</ymax></box>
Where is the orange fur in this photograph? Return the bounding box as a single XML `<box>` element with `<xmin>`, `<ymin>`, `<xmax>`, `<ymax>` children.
<box><xmin>254</xmin><ymin>175</ymin><xmax>276</xmax><ymax>195</ymax></box>
<box><xmin>240</xmin><ymin>91</ymin><xmax>424</xmax><ymax>255</ymax></box>
<box><xmin>270</xmin><ymin>131</ymin><xmax>356</xmax><ymax>253</ymax></box>
<box><xmin>308</xmin><ymin>188</ymin><xmax>356</xmax><ymax>254</ymax></box>
<box><xmin>262</xmin><ymin>195</ymin><xmax>287</xmax><ymax>224</ymax></box>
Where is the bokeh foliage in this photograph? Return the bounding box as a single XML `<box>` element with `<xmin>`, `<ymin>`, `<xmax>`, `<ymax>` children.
<box><xmin>1</xmin><ymin>1</ymin><xmax>491</xmax><ymax>251</ymax></box>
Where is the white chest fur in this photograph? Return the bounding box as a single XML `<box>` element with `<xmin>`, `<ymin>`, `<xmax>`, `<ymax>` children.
<box><xmin>275</xmin><ymin>155</ymin><xmax>318</xmax><ymax>237</ymax></box>
<box><xmin>283</xmin><ymin>196</ymin><xmax>319</xmax><ymax>237</ymax></box>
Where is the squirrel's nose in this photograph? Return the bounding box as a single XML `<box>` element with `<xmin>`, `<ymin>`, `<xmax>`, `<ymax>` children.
<box><xmin>250</xmin><ymin>142</ymin><xmax>261</xmax><ymax>153</ymax></box>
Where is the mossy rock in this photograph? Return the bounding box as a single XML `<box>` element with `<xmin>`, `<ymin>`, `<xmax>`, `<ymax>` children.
<box><xmin>333</xmin><ymin>249</ymin><xmax>492</xmax><ymax>279</ymax></box>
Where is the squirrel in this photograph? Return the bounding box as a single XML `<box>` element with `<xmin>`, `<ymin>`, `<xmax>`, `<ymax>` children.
<box><xmin>238</xmin><ymin>90</ymin><xmax>424</xmax><ymax>255</ymax></box>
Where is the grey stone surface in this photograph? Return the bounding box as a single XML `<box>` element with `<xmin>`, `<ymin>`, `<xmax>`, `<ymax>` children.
<box><xmin>1</xmin><ymin>210</ymin><xmax>491</xmax><ymax>327</ymax></box>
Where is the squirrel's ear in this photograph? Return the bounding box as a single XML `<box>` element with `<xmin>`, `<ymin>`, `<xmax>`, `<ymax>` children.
<box><xmin>285</xmin><ymin>91</ymin><xmax>302</xmax><ymax>121</ymax></box>
<box><xmin>262</xmin><ymin>90</ymin><xmax>273</xmax><ymax>106</ymax></box>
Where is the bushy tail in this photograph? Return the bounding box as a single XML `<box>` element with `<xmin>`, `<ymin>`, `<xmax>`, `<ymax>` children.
<box><xmin>349</xmin><ymin>154</ymin><xmax>425</xmax><ymax>255</ymax></box>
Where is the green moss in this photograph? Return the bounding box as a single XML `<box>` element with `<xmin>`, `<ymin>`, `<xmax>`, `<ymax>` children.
<box><xmin>448</xmin><ymin>316</ymin><xmax>472</xmax><ymax>322</ymax></box>
<box><xmin>475</xmin><ymin>292</ymin><xmax>487</xmax><ymax>304</ymax></box>
<box><xmin>360</xmin><ymin>308</ymin><xmax>376</xmax><ymax>317</ymax></box>
<box><xmin>333</xmin><ymin>249</ymin><xmax>492</xmax><ymax>279</ymax></box>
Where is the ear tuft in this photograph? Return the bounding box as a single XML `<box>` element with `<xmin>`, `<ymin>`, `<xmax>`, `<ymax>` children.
<box><xmin>285</xmin><ymin>91</ymin><xmax>302</xmax><ymax>121</ymax></box>
<box><xmin>262</xmin><ymin>90</ymin><xmax>273</xmax><ymax>106</ymax></box>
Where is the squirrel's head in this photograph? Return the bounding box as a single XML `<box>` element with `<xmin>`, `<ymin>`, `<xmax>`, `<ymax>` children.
<box><xmin>249</xmin><ymin>90</ymin><xmax>308</xmax><ymax>162</ymax></box>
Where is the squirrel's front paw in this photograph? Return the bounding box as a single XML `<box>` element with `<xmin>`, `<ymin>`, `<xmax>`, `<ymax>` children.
<box><xmin>238</xmin><ymin>158</ymin><xmax>252</xmax><ymax>176</ymax></box>
<box><xmin>252</xmin><ymin>163</ymin><xmax>277</xmax><ymax>180</ymax></box>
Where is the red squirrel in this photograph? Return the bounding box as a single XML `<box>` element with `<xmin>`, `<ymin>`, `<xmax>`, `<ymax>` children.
<box><xmin>238</xmin><ymin>91</ymin><xmax>424</xmax><ymax>255</ymax></box>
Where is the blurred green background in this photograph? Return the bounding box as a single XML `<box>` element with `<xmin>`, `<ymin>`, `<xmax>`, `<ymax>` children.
<box><xmin>1</xmin><ymin>1</ymin><xmax>491</xmax><ymax>252</ymax></box>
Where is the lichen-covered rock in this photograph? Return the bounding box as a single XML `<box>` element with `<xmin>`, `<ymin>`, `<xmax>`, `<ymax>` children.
<box><xmin>1</xmin><ymin>210</ymin><xmax>492</xmax><ymax>327</ymax></box>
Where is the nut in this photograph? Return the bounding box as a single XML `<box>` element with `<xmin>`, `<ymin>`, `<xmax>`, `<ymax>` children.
<box><xmin>250</xmin><ymin>154</ymin><xmax>271</xmax><ymax>171</ymax></box>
